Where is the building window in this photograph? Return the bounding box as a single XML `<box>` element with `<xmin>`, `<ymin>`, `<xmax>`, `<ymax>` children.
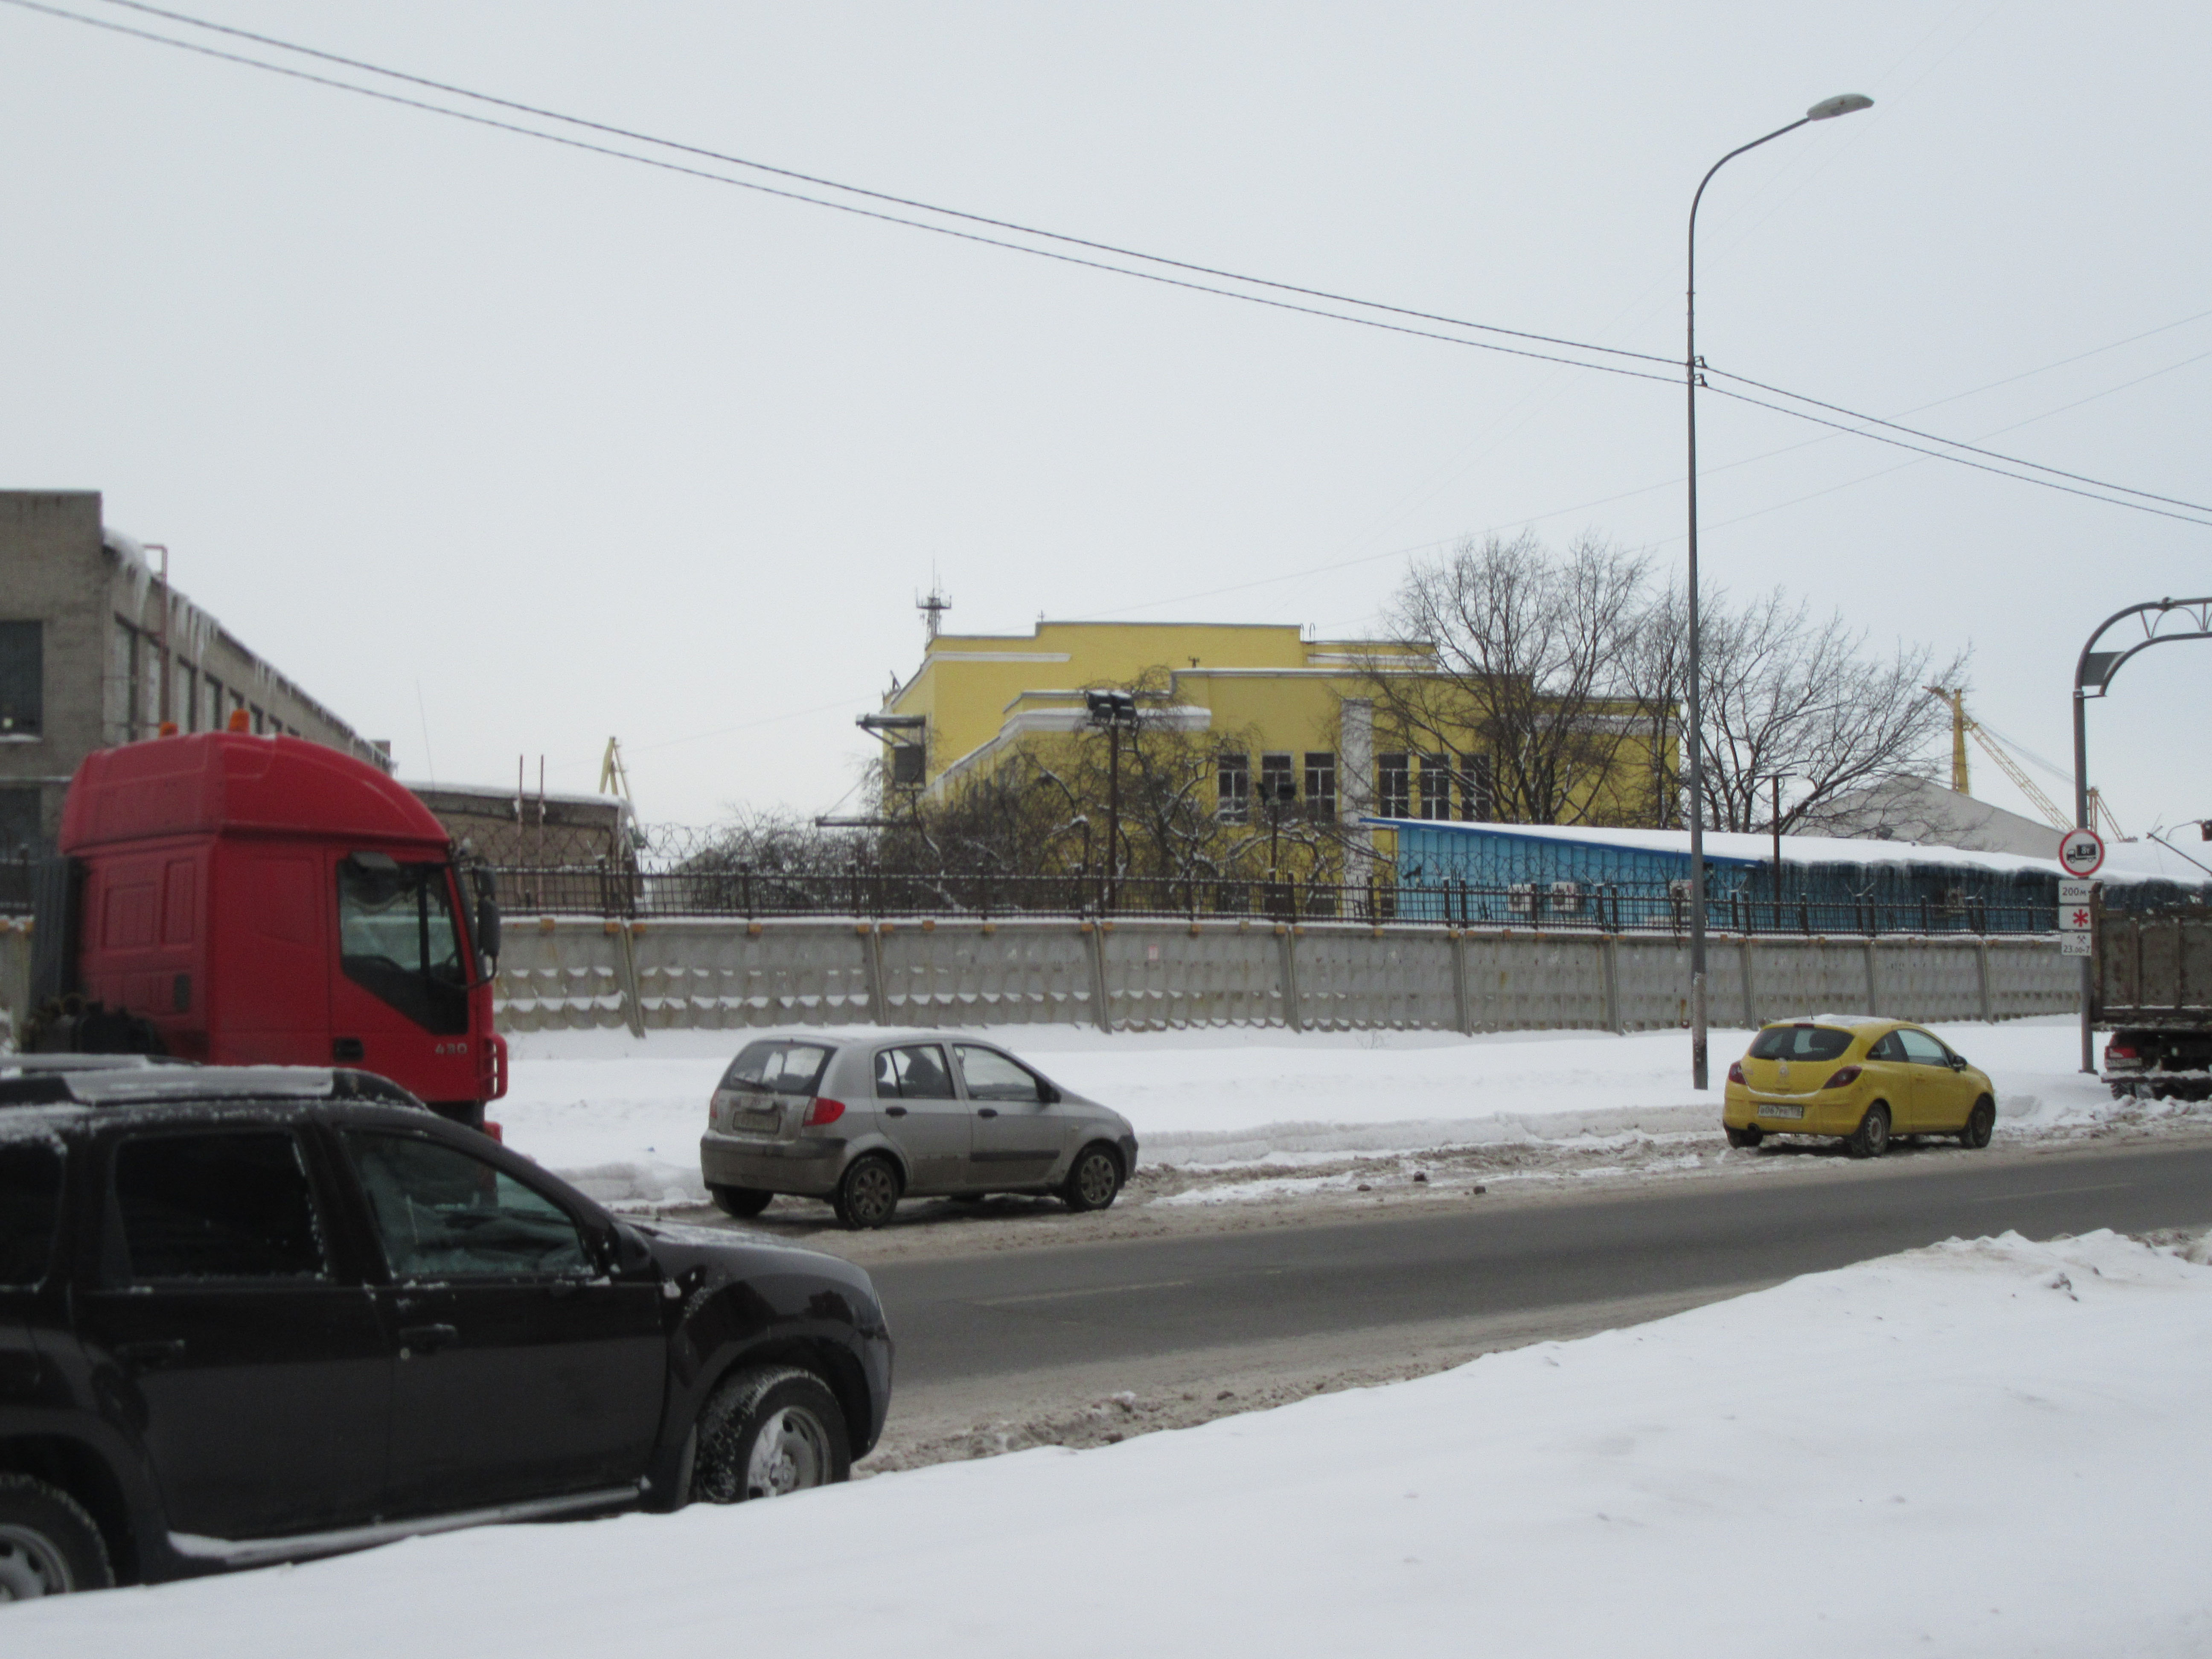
<box><xmin>1378</xmin><ymin>753</ymin><xmax>1410</xmax><ymax>818</ymax></box>
<box><xmin>0</xmin><ymin>620</ymin><xmax>41</xmax><ymax>737</ymax></box>
<box><xmin>1418</xmin><ymin>753</ymin><xmax>1449</xmax><ymax>820</ymax></box>
<box><xmin>1457</xmin><ymin>753</ymin><xmax>1495</xmax><ymax>821</ymax></box>
<box><xmin>1304</xmin><ymin>752</ymin><xmax>1336</xmax><ymax>817</ymax></box>
<box><xmin>0</xmin><ymin>785</ymin><xmax>39</xmax><ymax>857</ymax></box>
<box><xmin>1216</xmin><ymin>753</ymin><xmax>1251</xmax><ymax>822</ymax></box>
<box><xmin>1259</xmin><ymin>752</ymin><xmax>1295</xmax><ymax>809</ymax></box>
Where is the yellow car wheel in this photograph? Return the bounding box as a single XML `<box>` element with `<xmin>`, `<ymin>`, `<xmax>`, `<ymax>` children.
<box><xmin>1960</xmin><ymin>1099</ymin><xmax>1995</xmax><ymax>1150</ymax></box>
<box><xmin>1846</xmin><ymin>1103</ymin><xmax>1891</xmax><ymax>1159</ymax></box>
<box><xmin>1726</xmin><ymin>1126</ymin><xmax>1763</xmax><ymax>1149</ymax></box>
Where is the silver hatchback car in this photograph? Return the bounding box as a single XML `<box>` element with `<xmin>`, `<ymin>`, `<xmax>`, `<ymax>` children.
<box><xmin>699</xmin><ymin>1030</ymin><xmax>1140</xmax><ymax>1229</ymax></box>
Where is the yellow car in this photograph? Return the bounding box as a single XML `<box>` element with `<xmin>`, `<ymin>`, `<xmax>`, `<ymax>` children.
<box><xmin>1722</xmin><ymin>1016</ymin><xmax>1996</xmax><ymax>1158</ymax></box>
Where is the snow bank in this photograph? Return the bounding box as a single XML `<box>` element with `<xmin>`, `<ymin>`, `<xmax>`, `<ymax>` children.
<box><xmin>494</xmin><ymin>1017</ymin><xmax>2126</xmax><ymax>1207</ymax></box>
<box><xmin>19</xmin><ymin>1229</ymin><xmax>2211</xmax><ymax>1656</ymax></box>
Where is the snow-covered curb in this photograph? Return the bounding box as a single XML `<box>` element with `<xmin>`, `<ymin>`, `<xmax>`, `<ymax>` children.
<box><xmin>20</xmin><ymin>1228</ymin><xmax>2212</xmax><ymax>1656</ymax></box>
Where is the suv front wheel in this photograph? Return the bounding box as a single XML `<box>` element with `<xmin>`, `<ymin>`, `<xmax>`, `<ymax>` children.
<box><xmin>0</xmin><ymin>1476</ymin><xmax>113</xmax><ymax>1599</ymax></box>
<box><xmin>690</xmin><ymin>1366</ymin><xmax>852</xmax><ymax>1502</ymax></box>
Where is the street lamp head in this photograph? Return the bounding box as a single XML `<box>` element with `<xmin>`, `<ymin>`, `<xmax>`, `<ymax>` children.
<box><xmin>1805</xmin><ymin>93</ymin><xmax>1873</xmax><ymax>121</ymax></box>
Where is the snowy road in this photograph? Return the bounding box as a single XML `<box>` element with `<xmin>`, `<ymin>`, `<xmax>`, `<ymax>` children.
<box><xmin>859</xmin><ymin>1131</ymin><xmax>2212</xmax><ymax>1467</ymax></box>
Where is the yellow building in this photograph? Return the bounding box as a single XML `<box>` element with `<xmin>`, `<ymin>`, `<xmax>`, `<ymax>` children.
<box><xmin>866</xmin><ymin>618</ymin><xmax>1664</xmax><ymax>847</ymax></box>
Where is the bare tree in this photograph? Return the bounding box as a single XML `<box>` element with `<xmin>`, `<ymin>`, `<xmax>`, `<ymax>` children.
<box><xmin>1364</xmin><ymin>531</ymin><xmax>1652</xmax><ymax>825</ymax></box>
<box><xmin>1621</xmin><ymin>584</ymin><xmax>1968</xmax><ymax>833</ymax></box>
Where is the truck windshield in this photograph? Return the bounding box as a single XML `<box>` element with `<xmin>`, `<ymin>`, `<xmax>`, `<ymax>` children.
<box><xmin>338</xmin><ymin>858</ymin><xmax>470</xmax><ymax>1035</ymax></box>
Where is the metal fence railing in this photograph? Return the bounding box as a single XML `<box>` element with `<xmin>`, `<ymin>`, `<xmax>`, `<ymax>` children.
<box><xmin>0</xmin><ymin>851</ymin><xmax>2059</xmax><ymax>936</ymax></box>
<box><xmin>487</xmin><ymin>864</ymin><xmax>2057</xmax><ymax>936</ymax></box>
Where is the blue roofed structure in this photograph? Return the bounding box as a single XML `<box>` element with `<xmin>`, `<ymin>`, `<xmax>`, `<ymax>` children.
<box><xmin>1368</xmin><ymin>818</ymin><xmax>2209</xmax><ymax>933</ymax></box>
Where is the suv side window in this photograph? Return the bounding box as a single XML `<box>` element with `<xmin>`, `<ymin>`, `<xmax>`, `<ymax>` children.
<box><xmin>875</xmin><ymin>1044</ymin><xmax>956</xmax><ymax>1100</ymax></box>
<box><xmin>343</xmin><ymin>1131</ymin><xmax>589</xmax><ymax>1280</ymax></box>
<box><xmin>111</xmin><ymin>1131</ymin><xmax>329</xmax><ymax>1281</ymax></box>
<box><xmin>0</xmin><ymin>1142</ymin><xmax>64</xmax><ymax>1286</ymax></box>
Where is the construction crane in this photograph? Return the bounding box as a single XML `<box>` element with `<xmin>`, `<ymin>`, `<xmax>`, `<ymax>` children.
<box><xmin>1924</xmin><ymin>687</ymin><xmax>2125</xmax><ymax>839</ymax></box>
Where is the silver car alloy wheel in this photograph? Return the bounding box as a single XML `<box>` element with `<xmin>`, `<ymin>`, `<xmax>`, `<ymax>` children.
<box><xmin>1074</xmin><ymin>1151</ymin><xmax>1118</xmax><ymax>1207</ymax></box>
<box><xmin>0</xmin><ymin>1525</ymin><xmax>73</xmax><ymax>1600</ymax></box>
<box><xmin>745</xmin><ymin>1405</ymin><xmax>834</xmax><ymax>1499</ymax></box>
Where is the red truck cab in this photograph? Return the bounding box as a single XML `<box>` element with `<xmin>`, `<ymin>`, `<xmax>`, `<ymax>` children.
<box><xmin>34</xmin><ymin>731</ymin><xmax>506</xmax><ymax>1126</ymax></box>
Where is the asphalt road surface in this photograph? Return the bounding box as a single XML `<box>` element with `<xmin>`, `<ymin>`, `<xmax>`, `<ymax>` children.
<box><xmin>871</xmin><ymin>1138</ymin><xmax>2212</xmax><ymax>1405</ymax></box>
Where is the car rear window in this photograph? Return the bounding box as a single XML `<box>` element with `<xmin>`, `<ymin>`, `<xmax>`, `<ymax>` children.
<box><xmin>0</xmin><ymin>1143</ymin><xmax>64</xmax><ymax>1286</ymax></box>
<box><xmin>720</xmin><ymin>1040</ymin><xmax>835</xmax><ymax>1096</ymax></box>
<box><xmin>1748</xmin><ymin>1025</ymin><xmax>1855</xmax><ymax>1062</ymax></box>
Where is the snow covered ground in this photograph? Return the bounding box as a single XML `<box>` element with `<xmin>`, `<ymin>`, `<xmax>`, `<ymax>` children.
<box><xmin>498</xmin><ymin>1015</ymin><xmax>2142</xmax><ymax>1210</ymax></box>
<box><xmin>20</xmin><ymin>1228</ymin><xmax>2212</xmax><ymax>1656</ymax></box>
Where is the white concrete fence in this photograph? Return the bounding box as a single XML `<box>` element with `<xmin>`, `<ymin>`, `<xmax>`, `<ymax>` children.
<box><xmin>0</xmin><ymin>914</ymin><xmax>2076</xmax><ymax>1047</ymax></box>
<box><xmin>488</xmin><ymin>916</ymin><xmax>2077</xmax><ymax>1039</ymax></box>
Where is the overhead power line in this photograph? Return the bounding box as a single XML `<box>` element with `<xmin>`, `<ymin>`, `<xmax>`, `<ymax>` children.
<box><xmin>1700</xmin><ymin>384</ymin><xmax>2212</xmax><ymax>528</ymax></box>
<box><xmin>87</xmin><ymin>0</ymin><xmax>1684</xmax><ymax>368</ymax></box>
<box><xmin>1704</xmin><ymin>364</ymin><xmax>2212</xmax><ymax>516</ymax></box>
<box><xmin>8</xmin><ymin>0</ymin><xmax>2208</xmax><ymax>532</ymax></box>
<box><xmin>6</xmin><ymin>0</ymin><xmax>1674</xmax><ymax>386</ymax></box>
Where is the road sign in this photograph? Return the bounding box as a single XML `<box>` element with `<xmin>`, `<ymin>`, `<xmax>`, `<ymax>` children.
<box><xmin>2061</xmin><ymin>931</ymin><xmax>2092</xmax><ymax>958</ymax></box>
<box><xmin>2058</xmin><ymin>903</ymin><xmax>2092</xmax><ymax>932</ymax></box>
<box><xmin>2058</xmin><ymin>826</ymin><xmax>2106</xmax><ymax>877</ymax></box>
<box><xmin>2058</xmin><ymin>879</ymin><xmax>2096</xmax><ymax>905</ymax></box>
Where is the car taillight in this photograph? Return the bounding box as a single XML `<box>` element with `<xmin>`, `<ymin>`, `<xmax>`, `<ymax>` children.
<box><xmin>1822</xmin><ymin>1066</ymin><xmax>1862</xmax><ymax>1090</ymax></box>
<box><xmin>1727</xmin><ymin>1061</ymin><xmax>1746</xmax><ymax>1085</ymax></box>
<box><xmin>2106</xmin><ymin>1043</ymin><xmax>2137</xmax><ymax>1061</ymax></box>
<box><xmin>805</xmin><ymin>1097</ymin><xmax>846</xmax><ymax>1127</ymax></box>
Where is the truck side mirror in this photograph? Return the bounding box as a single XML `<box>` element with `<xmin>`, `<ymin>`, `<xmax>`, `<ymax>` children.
<box><xmin>471</xmin><ymin>866</ymin><xmax>502</xmax><ymax>967</ymax></box>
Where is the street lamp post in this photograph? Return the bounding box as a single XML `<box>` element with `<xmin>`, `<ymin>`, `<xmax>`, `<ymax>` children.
<box><xmin>2070</xmin><ymin>597</ymin><xmax>2212</xmax><ymax>1072</ymax></box>
<box><xmin>1086</xmin><ymin>690</ymin><xmax>1139</xmax><ymax>914</ymax></box>
<box><xmin>1685</xmin><ymin>92</ymin><xmax>1871</xmax><ymax>1088</ymax></box>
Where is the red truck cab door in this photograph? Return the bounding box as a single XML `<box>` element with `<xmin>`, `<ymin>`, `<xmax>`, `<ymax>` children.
<box><xmin>328</xmin><ymin>851</ymin><xmax>484</xmax><ymax>1110</ymax></box>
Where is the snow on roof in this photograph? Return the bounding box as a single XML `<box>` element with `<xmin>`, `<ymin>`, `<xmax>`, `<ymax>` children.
<box><xmin>1367</xmin><ymin>817</ymin><xmax>2189</xmax><ymax>885</ymax></box>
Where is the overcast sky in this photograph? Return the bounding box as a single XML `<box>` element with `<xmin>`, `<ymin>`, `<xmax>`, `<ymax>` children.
<box><xmin>3</xmin><ymin>1</ymin><xmax>2206</xmax><ymax>850</ymax></box>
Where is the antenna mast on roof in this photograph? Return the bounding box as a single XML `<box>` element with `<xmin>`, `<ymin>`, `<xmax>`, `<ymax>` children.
<box><xmin>599</xmin><ymin>736</ymin><xmax>634</xmax><ymax>804</ymax></box>
<box><xmin>918</xmin><ymin>574</ymin><xmax>952</xmax><ymax>643</ymax></box>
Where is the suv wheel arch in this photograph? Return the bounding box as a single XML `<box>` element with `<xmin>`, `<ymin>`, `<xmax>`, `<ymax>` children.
<box><xmin>0</xmin><ymin>1436</ymin><xmax>140</xmax><ymax>1585</ymax></box>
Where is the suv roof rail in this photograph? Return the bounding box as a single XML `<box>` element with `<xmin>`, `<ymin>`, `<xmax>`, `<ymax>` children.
<box><xmin>0</xmin><ymin>1059</ymin><xmax>430</xmax><ymax>1111</ymax></box>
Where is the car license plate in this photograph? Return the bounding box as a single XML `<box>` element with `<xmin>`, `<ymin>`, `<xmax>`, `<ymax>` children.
<box><xmin>1757</xmin><ymin>1102</ymin><xmax>1805</xmax><ymax>1120</ymax></box>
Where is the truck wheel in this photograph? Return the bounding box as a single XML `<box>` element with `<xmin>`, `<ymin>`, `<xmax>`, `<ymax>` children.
<box><xmin>833</xmin><ymin>1155</ymin><xmax>901</xmax><ymax>1230</ymax></box>
<box><xmin>1846</xmin><ymin>1103</ymin><xmax>1891</xmax><ymax>1159</ymax></box>
<box><xmin>1959</xmin><ymin>1099</ymin><xmax>1995</xmax><ymax>1150</ymax></box>
<box><xmin>689</xmin><ymin>1366</ymin><xmax>851</xmax><ymax>1503</ymax></box>
<box><xmin>1725</xmin><ymin>1126</ymin><xmax>1763</xmax><ymax>1149</ymax></box>
<box><xmin>709</xmin><ymin>1184</ymin><xmax>774</xmax><ymax>1219</ymax></box>
<box><xmin>0</xmin><ymin>1476</ymin><xmax>113</xmax><ymax>1599</ymax></box>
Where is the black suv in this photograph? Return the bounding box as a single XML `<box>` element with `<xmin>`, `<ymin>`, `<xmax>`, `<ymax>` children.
<box><xmin>0</xmin><ymin>1059</ymin><xmax>893</xmax><ymax>1599</ymax></box>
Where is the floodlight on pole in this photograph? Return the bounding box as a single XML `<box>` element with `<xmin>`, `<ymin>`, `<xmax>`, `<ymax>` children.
<box><xmin>1684</xmin><ymin>92</ymin><xmax>1871</xmax><ymax>1090</ymax></box>
<box><xmin>1086</xmin><ymin>690</ymin><xmax>1139</xmax><ymax>912</ymax></box>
